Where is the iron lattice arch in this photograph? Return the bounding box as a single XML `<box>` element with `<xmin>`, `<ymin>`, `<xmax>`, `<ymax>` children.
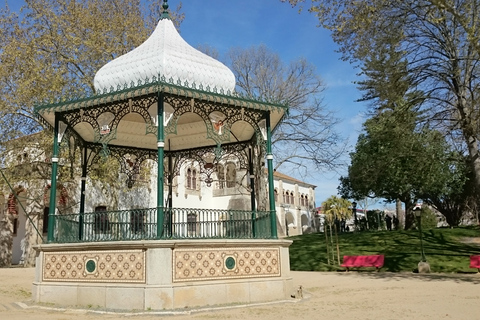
<box><xmin>54</xmin><ymin>92</ymin><xmax>264</xmax><ymax>188</ymax></box>
<box><xmin>77</xmin><ymin>140</ymin><xmax>254</xmax><ymax>190</ymax></box>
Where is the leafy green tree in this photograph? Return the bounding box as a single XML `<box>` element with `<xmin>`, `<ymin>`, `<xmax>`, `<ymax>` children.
<box><xmin>424</xmin><ymin>156</ymin><xmax>474</xmax><ymax>227</ymax></box>
<box><xmin>341</xmin><ymin>105</ymin><xmax>468</xmax><ymax>228</ymax></box>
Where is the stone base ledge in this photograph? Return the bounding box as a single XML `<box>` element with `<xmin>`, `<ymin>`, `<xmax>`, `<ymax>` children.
<box><xmin>33</xmin><ymin>239</ymin><xmax>292</xmax><ymax>311</ymax></box>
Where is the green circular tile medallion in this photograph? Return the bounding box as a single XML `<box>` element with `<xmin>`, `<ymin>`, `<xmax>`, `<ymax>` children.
<box><xmin>86</xmin><ymin>259</ymin><xmax>96</xmax><ymax>273</ymax></box>
<box><xmin>225</xmin><ymin>257</ymin><xmax>235</xmax><ymax>270</ymax></box>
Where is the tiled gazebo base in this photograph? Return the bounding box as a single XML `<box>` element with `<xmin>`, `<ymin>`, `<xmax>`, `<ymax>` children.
<box><xmin>33</xmin><ymin>239</ymin><xmax>292</xmax><ymax>310</ymax></box>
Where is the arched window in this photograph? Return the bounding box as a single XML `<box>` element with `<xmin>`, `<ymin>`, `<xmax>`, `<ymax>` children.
<box><xmin>186</xmin><ymin>168</ymin><xmax>192</xmax><ymax>189</ymax></box>
<box><xmin>289</xmin><ymin>191</ymin><xmax>295</xmax><ymax>205</ymax></box>
<box><xmin>192</xmin><ymin>169</ymin><xmax>197</xmax><ymax>189</ymax></box>
<box><xmin>305</xmin><ymin>195</ymin><xmax>309</xmax><ymax>208</ymax></box>
<box><xmin>300</xmin><ymin>194</ymin><xmax>305</xmax><ymax>207</ymax></box>
<box><xmin>186</xmin><ymin>167</ymin><xmax>197</xmax><ymax>190</ymax></box>
<box><xmin>226</xmin><ymin>163</ymin><xmax>236</xmax><ymax>188</ymax></box>
<box><xmin>274</xmin><ymin>189</ymin><xmax>278</xmax><ymax>202</ymax></box>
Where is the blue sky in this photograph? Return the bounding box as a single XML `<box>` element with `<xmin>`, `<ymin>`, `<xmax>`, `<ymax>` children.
<box><xmin>7</xmin><ymin>0</ymin><xmax>370</xmax><ymax>207</ymax></box>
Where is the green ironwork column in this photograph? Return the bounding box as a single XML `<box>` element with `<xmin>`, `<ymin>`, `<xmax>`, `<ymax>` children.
<box><xmin>265</xmin><ymin>113</ymin><xmax>278</xmax><ymax>239</ymax></box>
<box><xmin>47</xmin><ymin>115</ymin><xmax>60</xmax><ymax>242</ymax></box>
<box><xmin>78</xmin><ymin>147</ymin><xmax>88</xmax><ymax>240</ymax></box>
<box><xmin>249</xmin><ymin>146</ymin><xmax>256</xmax><ymax>237</ymax></box>
<box><xmin>157</xmin><ymin>93</ymin><xmax>165</xmax><ymax>238</ymax></box>
<box><xmin>167</xmin><ymin>149</ymin><xmax>173</xmax><ymax>237</ymax></box>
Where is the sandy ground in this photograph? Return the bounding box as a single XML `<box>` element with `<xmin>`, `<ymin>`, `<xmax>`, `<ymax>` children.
<box><xmin>0</xmin><ymin>267</ymin><xmax>479</xmax><ymax>320</ymax></box>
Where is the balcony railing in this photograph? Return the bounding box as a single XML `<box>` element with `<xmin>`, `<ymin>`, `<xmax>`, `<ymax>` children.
<box><xmin>51</xmin><ymin>207</ymin><xmax>274</xmax><ymax>243</ymax></box>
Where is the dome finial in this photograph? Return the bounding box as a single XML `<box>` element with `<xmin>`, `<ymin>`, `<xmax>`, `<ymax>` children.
<box><xmin>161</xmin><ymin>0</ymin><xmax>170</xmax><ymax>20</ymax></box>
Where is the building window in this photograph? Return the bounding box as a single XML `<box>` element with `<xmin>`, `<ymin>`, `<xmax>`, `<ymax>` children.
<box><xmin>226</xmin><ymin>163</ymin><xmax>236</xmax><ymax>188</ymax></box>
<box><xmin>13</xmin><ymin>218</ymin><xmax>18</xmax><ymax>235</ymax></box>
<box><xmin>192</xmin><ymin>170</ymin><xmax>197</xmax><ymax>189</ymax></box>
<box><xmin>216</xmin><ymin>163</ymin><xmax>236</xmax><ymax>189</ymax></box>
<box><xmin>94</xmin><ymin>206</ymin><xmax>110</xmax><ymax>233</ymax></box>
<box><xmin>43</xmin><ymin>207</ymin><xmax>49</xmax><ymax>234</ymax></box>
<box><xmin>283</xmin><ymin>191</ymin><xmax>288</xmax><ymax>203</ymax></box>
<box><xmin>300</xmin><ymin>194</ymin><xmax>308</xmax><ymax>207</ymax></box>
<box><xmin>289</xmin><ymin>192</ymin><xmax>295</xmax><ymax>205</ymax></box>
<box><xmin>274</xmin><ymin>189</ymin><xmax>278</xmax><ymax>202</ymax></box>
<box><xmin>186</xmin><ymin>167</ymin><xmax>197</xmax><ymax>190</ymax></box>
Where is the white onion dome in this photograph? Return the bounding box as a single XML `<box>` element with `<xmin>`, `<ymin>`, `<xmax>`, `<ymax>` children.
<box><xmin>93</xmin><ymin>3</ymin><xmax>236</xmax><ymax>94</ymax></box>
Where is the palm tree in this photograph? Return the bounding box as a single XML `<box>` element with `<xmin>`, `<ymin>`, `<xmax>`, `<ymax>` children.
<box><xmin>321</xmin><ymin>196</ymin><xmax>353</xmax><ymax>265</ymax></box>
<box><xmin>322</xmin><ymin>195</ymin><xmax>353</xmax><ymax>223</ymax></box>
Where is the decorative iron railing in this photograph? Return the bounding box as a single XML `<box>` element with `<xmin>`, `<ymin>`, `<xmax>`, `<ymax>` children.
<box><xmin>52</xmin><ymin>207</ymin><xmax>274</xmax><ymax>243</ymax></box>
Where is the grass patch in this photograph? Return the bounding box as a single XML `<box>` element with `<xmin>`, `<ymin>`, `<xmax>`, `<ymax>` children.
<box><xmin>288</xmin><ymin>226</ymin><xmax>480</xmax><ymax>273</ymax></box>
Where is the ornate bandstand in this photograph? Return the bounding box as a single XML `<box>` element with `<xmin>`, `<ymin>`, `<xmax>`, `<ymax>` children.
<box><xmin>32</xmin><ymin>1</ymin><xmax>292</xmax><ymax>311</ymax></box>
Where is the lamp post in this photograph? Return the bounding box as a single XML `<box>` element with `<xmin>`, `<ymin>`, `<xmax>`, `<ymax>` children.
<box><xmin>352</xmin><ymin>201</ymin><xmax>357</xmax><ymax>231</ymax></box>
<box><xmin>413</xmin><ymin>204</ymin><xmax>430</xmax><ymax>272</ymax></box>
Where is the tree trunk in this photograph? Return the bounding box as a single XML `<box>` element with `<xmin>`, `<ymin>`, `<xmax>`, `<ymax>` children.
<box><xmin>325</xmin><ymin>221</ymin><xmax>330</xmax><ymax>265</ymax></box>
<box><xmin>254</xmin><ymin>145</ymin><xmax>267</xmax><ymax>211</ymax></box>
<box><xmin>329</xmin><ymin>224</ymin><xmax>335</xmax><ymax>264</ymax></box>
<box><xmin>395</xmin><ymin>199</ymin><xmax>404</xmax><ymax>229</ymax></box>
<box><xmin>404</xmin><ymin>200</ymin><xmax>415</xmax><ymax>230</ymax></box>
<box><xmin>334</xmin><ymin>223</ymin><xmax>340</xmax><ymax>265</ymax></box>
<box><xmin>456</xmin><ymin>83</ymin><xmax>480</xmax><ymax>215</ymax></box>
<box><xmin>465</xmin><ymin>134</ymin><xmax>480</xmax><ymax>201</ymax></box>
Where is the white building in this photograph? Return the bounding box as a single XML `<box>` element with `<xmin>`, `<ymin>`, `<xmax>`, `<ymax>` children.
<box><xmin>0</xmin><ymin>139</ymin><xmax>316</xmax><ymax>266</ymax></box>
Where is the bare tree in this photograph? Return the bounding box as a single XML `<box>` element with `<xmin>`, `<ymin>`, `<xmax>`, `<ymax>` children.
<box><xmin>227</xmin><ymin>44</ymin><xmax>346</xmax><ymax>178</ymax></box>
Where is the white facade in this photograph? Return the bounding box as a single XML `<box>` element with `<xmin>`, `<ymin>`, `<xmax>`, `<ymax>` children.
<box><xmin>272</xmin><ymin>172</ymin><xmax>316</xmax><ymax>237</ymax></box>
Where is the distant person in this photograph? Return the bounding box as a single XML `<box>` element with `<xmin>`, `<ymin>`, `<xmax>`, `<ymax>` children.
<box><xmin>393</xmin><ymin>215</ymin><xmax>399</xmax><ymax>230</ymax></box>
<box><xmin>341</xmin><ymin>219</ymin><xmax>346</xmax><ymax>233</ymax></box>
<box><xmin>360</xmin><ymin>216</ymin><xmax>367</xmax><ymax>231</ymax></box>
<box><xmin>385</xmin><ymin>215</ymin><xmax>392</xmax><ymax>231</ymax></box>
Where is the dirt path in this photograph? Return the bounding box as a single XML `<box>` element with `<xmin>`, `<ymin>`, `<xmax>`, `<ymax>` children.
<box><xmin>1</xmin><ymin>267</ymin><xmax>479</xmax><ymax>319</ymax></box>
